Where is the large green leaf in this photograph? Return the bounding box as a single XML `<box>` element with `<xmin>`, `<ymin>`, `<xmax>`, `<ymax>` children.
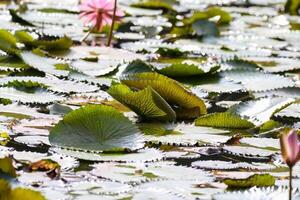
<box><xmin>195</xmin><ymin>112</ymin><xmax>255</xmax><ymax>129</ymax></box>
<box><xmin>108</xmin><ymin>83</ymin><xmax>176</xmax><ymax>121</ymax></box>
<box><xmin>49</xmin><ymin>105</ymin><xmax>144</xmax><ymax>152</ymax></box>
<box><xmin>15</xmin><ymin>31</ymin><xmax>72</xmax><ymax>51</ymax></box>
<box><xmin>0</xmin><ymin>29</ymin><xmax>18</xmax><ymax>54</ymax></box>
<box><xmin>156</xmin><ymin>59</ymin><xmax>220</xmax><ymax>77</ymax></box>
<box><xmin>224</xmin><ymin>174</ymin><xmax>275</xmax><ymax>189</ymax></box>
<box><xmin>121</xmin><ymin>72</ymin><xmax>207</xmax><ymax>115</ymax></box>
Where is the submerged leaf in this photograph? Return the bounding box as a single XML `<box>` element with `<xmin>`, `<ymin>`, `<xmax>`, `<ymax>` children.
<box><xmin>108</xmin><ymin>83</ymin><xmax>176</xmax><ymax>121</ymax></box>
<box><xmin>49</xmin><ymin>105</ymin><xmax>144</xmax><ymax>152</ymax></box>
<box><xmin>224</xmin><ymin>174</ymin><xmax>275</xmax><ymax>189</ymax></box>
<box><xmin>122</xmin><ymin>72</ymin><xmax>207</xmax><ymax>115</ymax></box>
<box><xmin>195</xmin><ymin>112</ymin><xmax>255</xmax><ymax>129</ymax></box>
<box><xmin>192</xmin><ymin>20</ymin><xmax>219</xmax><ymax>38</ymax></box>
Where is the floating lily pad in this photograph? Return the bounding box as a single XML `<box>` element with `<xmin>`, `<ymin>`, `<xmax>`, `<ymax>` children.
<box><xmin>49</xmin><ymin>105</ymin><xmax>144</xmax><ymax>152</ymax></box>
<box><xmin>224</xmin><ymin>174</ymin><xmax>275</xmax><ymax>188</ymax></box>
<box><xmin>20</xmin><ymin>51</ymin><xmax>69</xmax><ymax>77</ymax></box>
<box><xmin>195</xmin><ymin>112</ymin><xmax>255</xmax><ymax>129</ymax></box>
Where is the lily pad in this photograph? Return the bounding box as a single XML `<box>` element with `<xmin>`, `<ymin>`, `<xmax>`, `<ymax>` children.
<box><xmin>223</xmin><ymin>174</ymin><xmax>275</xmax><ymax>188</ymax></box>
<box><xmin>49</xmin><ymin>105</ymin><xmax>144</xmax><ymax>152</ymax></box>
<box><xmin>195</xmin><ymin>112</ymin><xmax>255</xmax><ymax>129</ymax></box>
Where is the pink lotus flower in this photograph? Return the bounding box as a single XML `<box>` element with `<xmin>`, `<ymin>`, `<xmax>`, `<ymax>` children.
<box><xmin>280</xmin><ymin>130</ymin><xmax>300</xmax><ymax>167</ymax></box>
<box><xmin>79</xmin><ymin>0</ymin><xmax>124</xmax><ymax>32</ymax></box>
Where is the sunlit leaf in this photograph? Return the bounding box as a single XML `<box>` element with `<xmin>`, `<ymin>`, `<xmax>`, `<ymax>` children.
<box><xmin>195</xmin><ymin>112</ymin><xmax>255</xmax><ymax>129</ymax></box>
<box><xmin>0</xmin><ymin>29</ymin><xmax>18</xmax><ymax>54</ymax></box>
<box><xmin>122</xmin><ymin>72</ymin><xmax>207</xmax><ymax>115</ymax></box>
<box><xmin>108</xmin><ymin>83</ymin><xmax>176</xmax><ymax>121</ymax></box>
<box><xmin>20</xmin><ymin>51</ymin><xmax>69</xmax><ymax>77</ymax></box>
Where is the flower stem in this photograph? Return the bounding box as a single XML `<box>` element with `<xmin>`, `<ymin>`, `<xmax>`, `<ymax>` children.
<box><xmin>289</xmin><ymin>167</ymin><xmax>293</xmax><ymax>200</ymax></box>
<box><xmin>107</xmin><ymin>0</ymin><xmax>117</xmax><ymax>47</ymax></box>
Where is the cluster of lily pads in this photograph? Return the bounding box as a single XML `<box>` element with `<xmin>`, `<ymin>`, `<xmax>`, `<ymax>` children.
<box><xmin>0</xmin><ymin>0</ymin><xmax>299</xmax><ymax>199</ymax></box>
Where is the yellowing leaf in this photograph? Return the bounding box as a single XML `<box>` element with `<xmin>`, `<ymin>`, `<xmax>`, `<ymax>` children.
<box><xmin>108</xmin><ymin>83</ymin><xmax>176</xmax><ymax>121</ymax></box>
<box><xmin>122</xmin><ymin>72</ymin><xmax>207</xmax><ymax>115</ymax></box>
<box><xmin>0</xmin><ymin>157</ymin><xmax>16</xmax><ymax>177</ymax></box>
<box><xmin>10</xmin><ymin>188</ymin><xmax>46</xmax><ymax>200</ymax></box>
<box><xmin>195</xmin><ymin>112</ymin><xmax>255</xmax><ymax>129</ymax></box>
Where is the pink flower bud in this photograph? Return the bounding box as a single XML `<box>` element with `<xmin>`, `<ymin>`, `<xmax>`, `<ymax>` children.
<box><xmin>280</xmin><ymin>130</ymin><xmax>300</xmax><ymax>167</ymax></box>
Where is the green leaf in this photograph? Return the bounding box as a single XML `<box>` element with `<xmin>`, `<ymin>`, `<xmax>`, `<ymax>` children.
<box><xmin>15</xmin><ymin>31</ymin><xmax>72</xmax><ymax>51</ymax></box>
<box><xmin>0</xmin><ymin>157</ymin><xmax>17</xmax><ymax>177</ymax></box>
<box><xmin>122</xmin><ymin>59</ymin><xmax>153</xmax><ymax>76</ymax></box>
<box><xmin>224</xmin><ymin>174</ymin><xmax>275</xmax><ymax>189</ymax></box>
<box><xmin>108</xmin><ymin>83</ymin><xmax>176</xmax><ymax>121</ymax></box>
<box><xmin>156</xmin><ymin>59</ymin><xmax>220</xmax><ymax>77</ymax></box>
<box><xmin>131</xmin><ymin>0</ymin><xmax>174</xmax><ymax>12</ymax></box>
<box><xmin>185</xmin><ymin>7</ymin><xmax>232</xmax><ymax>25</ymax></box>
<box><xmin>285</xmin><ymin>0</ymin><xmax>300</xmax><ymax>15</ymax></box>
<box><xmin>49</xmin><ymin>105</ymin><xmax>144</xmax><ymax>152</ymax></box>
<box><xmin>259</xmin><ymin>120</ymin><xmax>281</xmax><ymax>133</ymax></box>
<box><xmin>0</xmin><ymin>29</ymin><xmax>18</xmax><ymax>54</ymax></box>
<box><xmin>195</xmin><ymin>112</ymin><xmax>255</xmax><ymax>129</ymax></box>
<box><xmin>9</xmin><ymin>9</ymin><xmax>35</xmax><ymax>27</ymax></box>
<box><xmin>121</xmin><ymin>72</ymin><xmax>207</xmax><ymax>115</ymax></box>
<box><xmin>192</xmin><ymin>20</ymin><xmax>219</xmax><ymax>38</ymax></box>
<box><xmin>156</xmin><ymin>47</ymin><xmax>186</xmax><ymax>58</ymax></box>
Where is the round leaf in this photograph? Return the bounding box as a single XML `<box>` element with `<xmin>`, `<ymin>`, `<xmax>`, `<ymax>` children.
<box><xmin>49</xmin><ymin>105</ymin><xmax>144</xmax><ymax>152</ymax></box>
